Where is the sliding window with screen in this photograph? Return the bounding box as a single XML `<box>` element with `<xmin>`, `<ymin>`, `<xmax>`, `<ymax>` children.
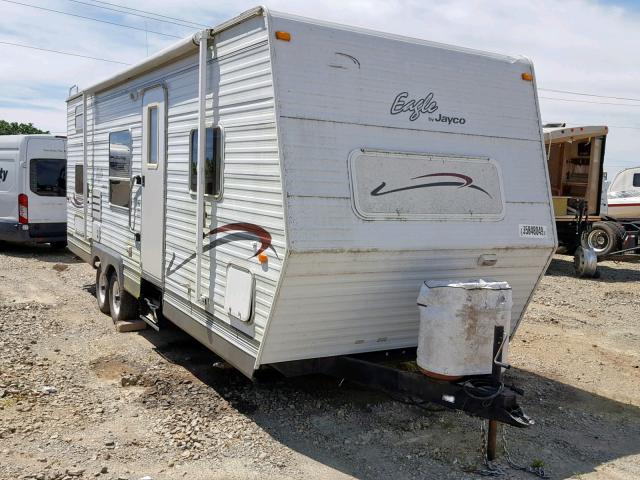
<box><xmin>189</xmin><ymin>126</ymin><xmax>223</xmax><ymax>198</ymax></box>
<box><xmin>147</xmin><ymin>106</ymin><xmax>158</xmax><ymax>168</ymax></box>
<box><xmin>108</xmin><ymin>130</ymin><xmax>132</xmax><ymax>209</ymax></box>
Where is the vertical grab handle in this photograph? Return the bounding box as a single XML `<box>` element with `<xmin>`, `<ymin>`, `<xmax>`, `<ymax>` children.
<box><xmin>129</xmin><ymin>175</ymin><xmax>143</xmax><ymax>234</ymax></box>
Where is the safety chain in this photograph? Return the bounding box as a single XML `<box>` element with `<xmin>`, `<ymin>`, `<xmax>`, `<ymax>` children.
<box><xmin>475</xmin><ymin>420</ymin><xmax>550</xmax><ymax>479</ymax></box>
<box><xmin>501</xmin><ymin>427</ymin><xmax>550</xmax><ymax>479</ymax></box>
<box><xmin>476</xmin><ymin>420</ymin><xmax>506</xmax><ymax>477</ymax></box>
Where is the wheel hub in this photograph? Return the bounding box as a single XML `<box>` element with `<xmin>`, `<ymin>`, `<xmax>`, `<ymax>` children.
<box><xmin>98</xmin><ymin>273</ymin><xmax>107</xmax><ymax>303</ymax></box>
<box><xmin>574</xmin><ymin>246</ymin><xmax>598</xmax><ymax>277</ymax></box>
<box><xmin>112</xmin><ymin>279</ymin><xmax>121</xmax><ymax>314</ymax></box>
<box><xmin>587</xmin><ymin>229</ymin><xmax>609</xmax><ymax>254</ymax></box>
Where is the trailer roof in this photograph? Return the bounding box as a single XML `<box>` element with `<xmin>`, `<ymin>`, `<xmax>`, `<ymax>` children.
<box><xmin>68</xmin><ymin>6</ymin><xmax>528</xmax><ymax>101</ymax></box>
<box><xmin>543</xmin><ymin>125</ymin><xmax>608</xmax><ymax>143</ymax></box>
<box><xmin>67</xmin><ymin>6</ymin><xmax>264</xmax><ymax>101</ymax></box>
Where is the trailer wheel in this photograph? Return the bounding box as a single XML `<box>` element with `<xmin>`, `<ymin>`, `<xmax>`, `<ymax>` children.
<box><xmin>582</xmin><ymin>221</ymin><xmax>624</xmax><ymax>257</ymax></box>
<box><xmin>96</xmin><ymin>267</ymin><xmax>110</xmax><ymax>315</ymax></box>
<box><xmin>109</xmin><ymin>272</ymin><xmax>138</xmax><ymax>322</ymax></box>
<box><xmin>574</xmin><ymin>246</ymin><xmax>598</xmax><ymax>278</ymax></box>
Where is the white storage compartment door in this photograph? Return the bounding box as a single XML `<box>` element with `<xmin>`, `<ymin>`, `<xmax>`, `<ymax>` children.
<box><xmin>224</xmin><ymin>265</ymin><xmax>254</xmax><ymax>322</ymax></box>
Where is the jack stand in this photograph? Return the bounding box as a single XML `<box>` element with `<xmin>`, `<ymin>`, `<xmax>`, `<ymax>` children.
<box><xmin>487</xmin><ymin>420</ymin><xmax>499</xmax><ymax>461</ymax></box>
<box><xmin>487</xmin><ymin>325</ymin><xmax>505</xmax><ymax>461</ymax></box>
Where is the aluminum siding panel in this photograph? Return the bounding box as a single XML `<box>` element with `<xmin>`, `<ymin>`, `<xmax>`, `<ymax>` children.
<box><xmin>268</xmin><ymin>14</ymin><xmax>541</xmax><ymax>141</ymax></box>
<box><xmin>74</xmin><ymin>15</ymin><xmax>283</xmax><ymax>360</ymax></box>
<box><xmin>161</xmin><ymin>16</ymin><xmax>284</xmax><ymax>351</ymax></box>
<box><xmin>259</xmin><ymin>248</ymin><xmax>550</xmax><ymax>364</ymax></box>
<box><xmin>66</xmin><ymin>95</ymin><xmax>93</xmax><ymax>254</ymax></box>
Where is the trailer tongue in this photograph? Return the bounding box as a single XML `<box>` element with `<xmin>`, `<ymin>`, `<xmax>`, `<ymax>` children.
<box><xmin>274</xmin><ymin>331</ymin><xmax>531</xmax><ymax>462</ymax></box>
<box><xmin>274</xmin><ymin>279</ymin><xmax>533</xmax><ymax>460</ymax></box>
<box><xmin>323</xmin><ymin>352</ymin><xmax>529</xmax><ymax>422</ymax></box>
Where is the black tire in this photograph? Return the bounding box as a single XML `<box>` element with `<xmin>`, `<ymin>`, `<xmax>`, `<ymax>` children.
<box><xmin>50</xmin><ymin>241</ymin><xmax>67</xmax><ymax>250</ymax></box>
<box><xmin>581</xmin><ymin>221</ymin><xmax>625</xmax><ymax>257</ymax></box>
<box><xmin>96</xmin><ymin>267</ymin><xmax>111</xmax><ymax>315</ymax></box>
<box><xmin>108</xmin><ymin>272</ymin><xmax>138</xmax><ymax>322</ymax></box>
<box><xmin>609</xmin><ymin>221</ymin><xmax>628</xmax><ymax>242</ymax></box>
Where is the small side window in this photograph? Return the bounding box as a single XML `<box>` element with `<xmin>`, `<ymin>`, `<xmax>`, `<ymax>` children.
<box><xmin>147</xmin><ymin>106</ymin><xmax>158</xmax><ymax>166</ymax></box>
<box><xmin>75</xmin><ymin>164</ymin><xmax>83</xmax><ymax>195</ymax></box>
<box><xmin>633</xmin><ymin>173</ymin><xmax>640</xmax><ymax>188</ymax></box>
<box><xmin>74</xmin><ymin>105</ymin><xmax>84</xmax><ymax>133</ymax></box>
<box><xmin>109</xmin><ymin>130</ymin><xmax>133</xmax><ymax>209</ymax></box>
<box><xmin>189</xmin><ymin>126</ymin><xmax>222</xmax><ymax>197</ymax></box>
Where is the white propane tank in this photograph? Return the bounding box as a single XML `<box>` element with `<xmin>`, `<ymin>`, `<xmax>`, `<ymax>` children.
<box><xmin>416</xmin><ymin>279</ymin><xmax>512</xmax><ymax>379</ymax></box>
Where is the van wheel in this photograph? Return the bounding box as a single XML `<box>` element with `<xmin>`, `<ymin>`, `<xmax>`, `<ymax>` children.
<box><xmin>96</xmin><ymin>267</ymin><xmax>111</xmax><ymax>315</ymax></box>
<box><xmin>109</xmin><ymin>272</ymin><xmax>138</xmax><ymax>322</ymax></box>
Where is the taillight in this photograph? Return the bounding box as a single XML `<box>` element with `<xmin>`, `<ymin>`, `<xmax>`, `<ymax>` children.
<box><xmin>18</xmin><ymin>194</ymin><xmax>28</xmax><ymax>224</ymax></box>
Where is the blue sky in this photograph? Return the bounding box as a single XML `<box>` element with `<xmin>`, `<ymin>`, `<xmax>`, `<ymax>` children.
<box><xmin>601</xmin><ymin>0</ymin><xmax>640</xmax><ymax>8</ymax></box>
<box><xmin>0</xmin><ymin>0</ymin><xmax>639</xmax><ymax>179</ymax></box>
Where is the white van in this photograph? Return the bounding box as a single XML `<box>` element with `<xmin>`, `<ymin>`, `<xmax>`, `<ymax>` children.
<box><xmin>0</xmin><ymin>135</ymin><xmax>67</xmax><ymax>247</ymax></box>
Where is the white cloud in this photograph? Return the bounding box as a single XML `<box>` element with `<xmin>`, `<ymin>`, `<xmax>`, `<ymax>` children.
<box><xmin>0</xmin><ymin>0</ymin><xmax>638</xmax><ymax>175</ymax></box>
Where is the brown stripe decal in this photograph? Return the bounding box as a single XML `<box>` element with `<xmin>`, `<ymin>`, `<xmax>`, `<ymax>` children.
<box><xmin>167</xmin><ymin>222</ymin><xmax>276</xmax><ymax>276</ymax></box>
<box><xmin>205</xmin><ymin>222</ymin><xmax>274</xmax><ymax>257</ymax></box>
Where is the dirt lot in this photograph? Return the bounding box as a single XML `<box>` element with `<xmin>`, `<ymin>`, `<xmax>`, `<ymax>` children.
<box><xmin>1</xmin><ymin>245</ymin><xmax>639</xmax><ymax>480</ymax></box>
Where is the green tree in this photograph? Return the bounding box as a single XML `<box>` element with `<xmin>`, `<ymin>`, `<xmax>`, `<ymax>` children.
<box><xmin>0</xmin><ymin>120</ymin><xmax>49</xmax><ymax>135</ymax></box>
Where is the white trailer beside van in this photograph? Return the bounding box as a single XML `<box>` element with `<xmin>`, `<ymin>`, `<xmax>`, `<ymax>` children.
<box><xmin>66</xmin><ymin>8</ymin><xmax>555</xmax><ymax>428</ymax></box>
<box><xmin>0</xmin><ymin>135</ymin><xmax>67</xmax><ymax>247</ymax></box>
<box><xmin>607</xmin><ymin>167</ymin><xmax>640</xmax><ymax>218</ymax></box>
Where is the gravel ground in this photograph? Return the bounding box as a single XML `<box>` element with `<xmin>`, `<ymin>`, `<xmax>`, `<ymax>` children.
<box><xmin>0</xmin><ymin>244</ymin><xmax>639</xmax><ymax>480</ymax></box>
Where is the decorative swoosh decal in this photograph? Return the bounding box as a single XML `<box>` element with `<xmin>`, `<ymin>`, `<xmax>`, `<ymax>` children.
<box><xmin>68</xmin><ymin>194</ymin><xmax>84</xmax><ymax>208</ymax></box>
<box><xmin>411</xmin><ymin>172</ymin><xmax>473</xmax><ymax>187</ymax></box>
<box><xmin>166</xmin><ymin>222</ymin><xmax>277</xmax><ymax>276</ymax></box>
<box><xmin>370</xmin><ymin>172</ymin><xmax>492</xmax><ymax>198</ymax></box>
<box><xmin>205</xmin><ymin>222</ymin><xmax>276</xmax><ymax>258</ymax></box>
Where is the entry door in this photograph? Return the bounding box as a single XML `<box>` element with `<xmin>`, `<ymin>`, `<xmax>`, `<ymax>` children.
<box><xmin>140</xmin><ymin>87</ymin><xmax>166</xmax><ymax>284</ymax></box>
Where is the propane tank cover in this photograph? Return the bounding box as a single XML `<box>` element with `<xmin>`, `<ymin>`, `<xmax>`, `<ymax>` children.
<box><xmin>416</xmin><ymin>279</ymin><xmax>512</xmax><ymax>378</ymax></box>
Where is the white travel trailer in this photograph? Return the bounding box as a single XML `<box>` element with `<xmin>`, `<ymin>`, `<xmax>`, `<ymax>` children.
<box><xmin>66</xmin><ymin>7</ymin><xmax>556</xmax><ymax>381</ymax></box>
<box><xmin>0</xmin><ymin>135</ymin><xmax>67</xmax><ymax>247</ymax></box>
<box><xmin>607</xmin><ymin>167</ymin><xmax>640</xmax><ymax>218</ymax></box>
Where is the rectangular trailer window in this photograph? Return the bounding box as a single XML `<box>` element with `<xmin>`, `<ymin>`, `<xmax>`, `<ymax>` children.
<box><xmin>147</xmin><ymin>106</ymin><xmax>158</xmax><ymax>166</ymax></box>
<box><xmin>634</xmin><ymin>173</ymin><xmax>640</xmax><ymax>188</ymax></box>
<box><xmin>75</xmin><ymin>164</ymin><xmax>83</xmax><ymax>194</ymax></box>
<box><xmin>189</xmin><ymin>127</ymin><xmax>222</xmax><ymax>197</ymax></box>
<box><xmin>74</xmin><ymin>105</ymin><xmax>83</xmax><ymax>133</ymax></box>
<box><xmin>109</xmin><ymin>130</ymin><xmax>132</xmax><ymax>209</ymax></box>
<box><xmin>29</xmin><ymin>159</ymin><xmax>66</xmax><ymax>197</ymax></box>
